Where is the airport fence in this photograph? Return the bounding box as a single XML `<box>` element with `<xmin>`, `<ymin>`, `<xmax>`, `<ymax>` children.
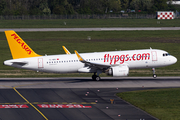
<box><xmin>0</xmin><ymin>14</ymin><xmax>179</xmax><ymax>20</ymax></box>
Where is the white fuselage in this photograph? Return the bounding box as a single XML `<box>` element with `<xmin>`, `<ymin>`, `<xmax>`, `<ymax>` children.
<box><xmin>4</xmin><ymin>49</ymin><xmax>177</xmax><ymax>74</ymax></box>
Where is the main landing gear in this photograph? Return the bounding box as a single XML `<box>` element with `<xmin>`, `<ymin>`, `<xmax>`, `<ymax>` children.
<box><xmin>152</xmin><ymin>68</ymin><xmax>157</xmax><ymax>78</ymax></box>
<box><xmin>92</xmin><ymin>73</ymin><xmax>101</xmax><ymax>81</ymax></box>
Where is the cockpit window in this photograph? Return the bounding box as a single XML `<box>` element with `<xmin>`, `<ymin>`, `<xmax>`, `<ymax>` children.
<box><xmin>163</xmin><ymin>53</ymin><xmax>170</xmax><ymax>57</ymax></box>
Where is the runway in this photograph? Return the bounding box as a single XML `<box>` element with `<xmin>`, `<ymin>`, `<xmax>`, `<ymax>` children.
<box><xmin>0</xmin><ymin>77</ymin><xmax>180</xmax><ymax>88</ymax></box>
<box><xmin>0</xmin><ymin>77</ymin><xmax>180</xmax><ymax>120</ymax></box>
<box><xmin>0</xmin><ymin>27</ymin><xmax>180</xmax><ymax>32</ymax></box>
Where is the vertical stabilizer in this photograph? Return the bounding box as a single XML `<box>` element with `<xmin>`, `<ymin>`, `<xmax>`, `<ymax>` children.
<box><xmin>5</xmin><ymin>30</ymin><xmax>41</xmax><ymax>59</ymax></box>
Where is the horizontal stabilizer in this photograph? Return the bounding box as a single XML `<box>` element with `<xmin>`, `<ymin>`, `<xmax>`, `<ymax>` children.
<box><xmin>3</xmin><ymin>60</ymin><xmax>28</xmax><ymax>66</ymax></box>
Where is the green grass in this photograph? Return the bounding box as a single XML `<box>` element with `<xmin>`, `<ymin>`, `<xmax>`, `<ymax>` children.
<box><xmin>117</xmin><ymin>88</ymin><xmax>180</xmax><ymax>120</ymax></box>
<box><xmin>0</xmin><ymin>30</ymin><xmax>180</xmax><ymax>77</ymax></box>
<box><xmin>0</xmin><ymin>19</ymin><xmax>180</xmax><ymax>28</ymax></box>
<box><xmin>0</xmin><ymin>69</ymin><xmax>179</xmax><ymax>78</ymax></box>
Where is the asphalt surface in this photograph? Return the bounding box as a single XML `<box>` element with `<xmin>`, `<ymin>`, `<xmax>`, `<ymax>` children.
<box><xmin>0</xmin><ymin>77</ymin><xmax>180</xmax><ymax>88</ymax></box>
<box><xmin>0</xmin><ymin>27</ymin><xmax>180</xmax><ymax>32</ymax></box>
<box><xmin>0</xmin><ymin>88</ymin><xmax>157</xmax><ymax>120</ymax></box>
<box><xmin>0</xmin><ymin>77</ymin><xmax>180</xmax><ymax>120</ymax></box>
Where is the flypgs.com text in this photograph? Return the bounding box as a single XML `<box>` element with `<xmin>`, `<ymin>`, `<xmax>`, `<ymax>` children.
<box><xmin>104</xmin><ymin>53</ymin><xmax>150</xmax><ymax>64</ymax></box>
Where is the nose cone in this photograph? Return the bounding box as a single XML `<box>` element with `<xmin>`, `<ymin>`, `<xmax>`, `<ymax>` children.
<box><xmin>173</xmin><ymin>56</ymin><xmax>177</xmax><ymax>64</ymax></box>
<box><xmin>163</xmin><ymin>56</ymin><xmax>177</xmax><ymax>66</ymax></box>
<box><xmin>169</xmin><ymin>56</ymin><xmax>177</xmax><ymax>65</ymax></box>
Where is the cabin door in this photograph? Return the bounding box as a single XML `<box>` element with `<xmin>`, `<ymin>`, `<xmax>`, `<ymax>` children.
<box><xmin>152</xmin><ymin>51</ymin><xmax>157</xmax><ymax>61</ymax></box>
<box><xmin>38</xmin><ymin>58</ymin><xmax>44</xmax><ymax>68</ymax></box>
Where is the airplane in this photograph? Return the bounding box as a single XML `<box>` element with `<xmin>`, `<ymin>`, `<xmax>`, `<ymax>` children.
<box><xmin>3</xmin><ymin>30</ymin><xmax>177</xmax><ymax>81</ymax></box>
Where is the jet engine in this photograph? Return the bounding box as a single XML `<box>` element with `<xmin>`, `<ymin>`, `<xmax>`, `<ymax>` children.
<box><xmin>107</xmin><ymin>65</ymin><xmax>129</xmax><ymax>77</ymax></box>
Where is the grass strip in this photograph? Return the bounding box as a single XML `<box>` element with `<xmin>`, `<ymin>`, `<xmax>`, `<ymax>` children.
<box><xmin>0</xmin><ymin>69</ymin><xmax>179</xmax><ymax>78</ymax></box>
<box><xmin>117</xmin><ymin>88</ymin><xmax>180</xmax><ymax>120</ymax></box>
<box><xmin>0</xmin><ymin>19</ymin><xmax>180</xmax><ymax>28</ymax></box>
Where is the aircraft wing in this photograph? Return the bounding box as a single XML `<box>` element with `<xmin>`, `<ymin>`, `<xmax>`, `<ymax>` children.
<box><xmin>75</xmin><ymin>50</ymin><xmax>111</xmax><ymax>70</ymax></box>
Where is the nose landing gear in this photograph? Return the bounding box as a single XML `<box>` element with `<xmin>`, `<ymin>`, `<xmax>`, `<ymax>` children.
<box><xmin>152</xmin><ymin>68</ymin><xmax>157</xmax><ymax>78</ymax></box>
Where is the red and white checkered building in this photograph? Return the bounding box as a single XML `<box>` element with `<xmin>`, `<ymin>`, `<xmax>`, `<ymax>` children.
<box><xmin>157</xmin><ymin>11</ymin><xmax>174</xmax><ymax>19</ymax></box>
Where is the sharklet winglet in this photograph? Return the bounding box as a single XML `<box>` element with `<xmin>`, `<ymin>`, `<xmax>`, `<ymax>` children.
<box><xmin>74</xmin><ymin>50</ymin><xmax>84</xmax><ymax>62</ymax></box>
<box><xmin>62</xmin><ymin>46</ymin><xmax>71</xmax><ymax>55</ymax></box>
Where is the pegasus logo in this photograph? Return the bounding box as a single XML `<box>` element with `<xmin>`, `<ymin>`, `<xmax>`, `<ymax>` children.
<box><xmin>11</xmin><ymin>34</ymin><xmax>32</xmax><ymax>55</ymax></box>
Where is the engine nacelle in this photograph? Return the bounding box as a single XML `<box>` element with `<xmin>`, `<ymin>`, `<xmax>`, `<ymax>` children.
<box><xmin>107</xmin><ymin>66</ymin><xmax>129</xmax><ymax>77</ymax></box>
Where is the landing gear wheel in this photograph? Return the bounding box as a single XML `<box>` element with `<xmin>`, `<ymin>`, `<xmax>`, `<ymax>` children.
<box><xmin>92</xmin><ymin>75</ymin><xmax>101</xmax><ymax>81</ymax></box>
<box><xmin>95</xmin><ymin>76</ymin><xmax>101</xmax><ymax>81</ymax></box>
<box><xmin>153</xmin><ymin>74</ymin><xmax>157</xmax><ymax>78</ymax></box>
<box><xmin>92</xmin><ymin>75</ymin><xmax>96</xmax><ymax>80</ymax></box>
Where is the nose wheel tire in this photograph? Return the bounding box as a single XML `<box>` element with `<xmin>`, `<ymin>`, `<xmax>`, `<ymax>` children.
<box><xmin>153</xmin><ymin>74</ymin><xmax>157</xmax><ymax>78</ymax></box>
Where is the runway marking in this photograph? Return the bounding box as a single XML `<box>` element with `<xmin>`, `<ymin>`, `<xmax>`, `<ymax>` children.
<box><xmin>37</xmin><ymin>104</ymin><xmax>92</xmax><ymax>108</ymax></box>
<box><xmin>34</xmin><ymin>102</ymin><xmax>96</xmax><ymax>105</ymax></box>
<box><xmin>33</xmin><ymin>102</ymin><xmax>39</xmax><ymax>104</ymax></box>
<box><xmin>0</xmin><ymin>102</ymin><xmax>28</xmax><ymax>104</ymax></box>
<box><xmin>0</xmin><ymin>104</ymin><xmax>29</xmax><ymax>108</ymax></box>
<box><xmin>62</xmin><ymin>102</ymin><xmax>68</xmax><ymax>104</ymax></box>
<box><xmin>1</xmin><ymin>85</ymin><xmax>12</xmax><ymax>88</ymax></box>
<box><xmin>0</xmin><ymin>102</ymin><xmax>96</xmax><ymax>105</ymax></box>
<box><xmin>52</xmin><ymin>102</ymin><xmax>58</xmax><ymax>104</ymax></box>
<box><xmin>0</xmin><ymin>84</ymin><xmax>48</xmax><ymax>120</ymax></box>
<box><xmin>13</xmin><ymin>87</ymin><xmax>48</xmax><ymax>120</ymax></box>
